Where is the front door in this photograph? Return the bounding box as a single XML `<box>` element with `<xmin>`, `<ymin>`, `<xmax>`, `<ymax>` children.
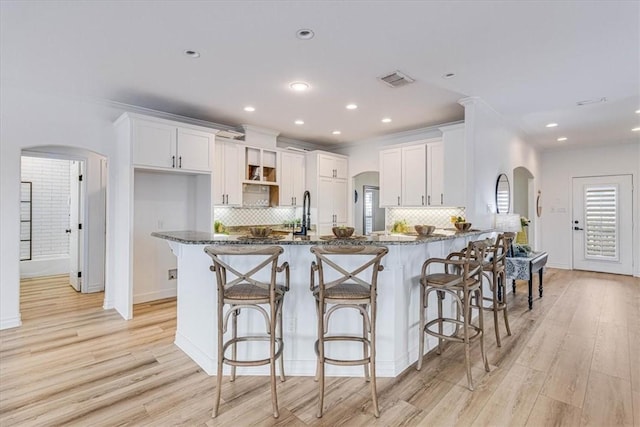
<box><xmin>572</xmin><ymin>175</ymin><xmax>633</xmax><ymax>275</ymax></box>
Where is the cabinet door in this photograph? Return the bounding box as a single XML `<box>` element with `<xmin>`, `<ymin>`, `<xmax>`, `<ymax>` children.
<box><xmin>427</xmin><ymin>141</ymin><xmax>444</xmax><ymax>206</ymax></box>
<box><xmin>223</xmin><ymin>142</ymin><xmax>243</xmax><ymax>206</ymax></box>
<box><xmin>379</xmin><ymin>148</ymin><xmax>402</xmax><ymax>207</ymax></box>
<box><xmin>334</xmin><ymin>157</ymin><xmax>348</xmax><ymax>180</ymax></box>
<box><xmin>290</xmin><ymin>153</ymin><xmax>305</xmax><ymax>205</ymax></box>
<box><xmin>213</xmin><ymin>141</ymin><xmax>225</xmax><ymax>205</ymax></box>
<box><xmin>133</xmin><ymin>120</ymin><xmax>176</xmax><ymax>168</ymax></box>
<box><xmin>402</xmin><ymin>144</ymin><xmax>427</xmax><ymax>206</ymax></box>
<box><xmin>279</xmin><ymin>152</ymin><xmax>295</xmax><ymax>206</ymax></box>
<box><xmin>332</xmin><ymin>179</ymin><xmax>348</xmax><ymax>223</ymax></box>
<box><xmin>318</xmin><ymin>154</ymin><xmax>336</xmax><ymax>178</ymax></box>
<box><xmin>317</xmin><ymin>177</ymin><xmax>335</xmax><ymax>224</ymax></box>
<box><xmin>177</xmin><ymin>128</ymin><xmax>213</xmax><ymax>172</ymax></box>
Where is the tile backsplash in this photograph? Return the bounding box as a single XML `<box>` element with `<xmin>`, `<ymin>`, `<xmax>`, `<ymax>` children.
<box><xmin>214</xmin><ymin>206</ymin><xmax>300</xmax><ymax>227</ymax></box>
<box><xmin>387</xmin><ymin>207</ymin><xmax>466</xmax><ymax>229</ymax></box>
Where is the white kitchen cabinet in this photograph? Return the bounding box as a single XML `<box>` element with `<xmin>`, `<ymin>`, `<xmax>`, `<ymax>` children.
<box><xmin>439</xmin><ymin>123</ymin><xmax>467</xmax><ymax>207</ymax></box>
<box><xmin>133</xmin><ymin>118</ymin><xmax>214</xmax><ymax>172</ymax></box>
<box><xmin>213</xmin><ymin>138</ymin><xmax>243</xmax><ymax>206</ymax></box>
<box><xmin>318</xmin><ymin>153</ymin><xmax>348</xmax><ymax>179</ymax></box>
<box><xmin>379</xmin><ymin>148</ymin><xmax>402</xmax><ymax>207</ymax></box>
<box><xmin>279</xmin><ymin>151</ymin><xmax>305</xmax><ymax>206</ymax></box>
<box><xmin>402</xmin><ymin>144</ymin><xmax>427</xmax><ymax>206</ymax></box>
<box><xmin>426</xmin><ymin>141</ymin><xmax>444</xmax><ymax>206</ymax></box>
<box><xmin>306</xmin><ymin>151</ymin><xmax>349</xmax><ymax>234</ymax></box>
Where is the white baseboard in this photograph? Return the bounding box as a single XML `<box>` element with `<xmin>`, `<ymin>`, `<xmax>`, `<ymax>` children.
<box><xmin>85</xmin><ymin>282</ymin><xmax>104</xmax><ymax>293</ymax></box>
<box><xmin>133</xmin><ymin>288</ymin><xmax>177</xmax><ymax>304</ymax></box>
<box><xmin>1</xmin><ymin>316</ymin><xmax>22</xmax><ymax>330</ymax></box>
<box><xmin>546</xmin><ymin>262</ymin><xmax>570</xmax><ymax>270</ymax></box>
<box><xmin>20</xmin><ymin>255</ymin><xmax>69</xmax><ymax>278</ymax></box>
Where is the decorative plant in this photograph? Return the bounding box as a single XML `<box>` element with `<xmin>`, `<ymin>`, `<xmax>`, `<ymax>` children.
<box><xmin>520</xmin><ymin>217</ymin><xmax>531</xmax><ymax>227</ymax></box>
<box><xmin>214</xmin><ymin>220</ymin><xmax>227</xmax><ymax>234</ymax></box>
<box><xmin>450</xmin><ymin>216</ymin><xmax>467</xmax><ymax>224</ymax></box>
<box><xmin>392</xmin><ymin>219</ymin><xmax>409</xmax><ymax>233</ymax></box>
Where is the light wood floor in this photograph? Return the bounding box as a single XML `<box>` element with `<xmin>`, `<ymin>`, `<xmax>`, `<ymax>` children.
<box><xmin>1</xmin><ymin>270</ymin><xmax>638</xmax><ymax>426</ymax></box>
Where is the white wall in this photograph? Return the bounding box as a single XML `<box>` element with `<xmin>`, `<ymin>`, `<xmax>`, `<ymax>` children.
<box><xmin>19</xmin><ymin>157</ymin><xmax>71</xmax><ymax>277</ymax></box>
<box><xmin>541</xmin><ymin>142</ymin><xmax>639</xmax><ymax>275</ymax></box>
<box><xmin>1</xmin><ymin>87</ymin><xmax>120</xmax><ymax>329</ymax></box>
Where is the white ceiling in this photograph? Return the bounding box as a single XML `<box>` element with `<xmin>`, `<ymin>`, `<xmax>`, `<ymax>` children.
<box><xmin>1</xmin><ymin>1</ymin><xmax>639</xmax><ymax>149</ymax></box>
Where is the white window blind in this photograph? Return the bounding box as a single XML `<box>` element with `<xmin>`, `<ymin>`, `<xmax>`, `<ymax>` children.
<box><xmin>584</xmin><ymin>185</ymin><xmax>618</xmax><ymax>259</ymax></box>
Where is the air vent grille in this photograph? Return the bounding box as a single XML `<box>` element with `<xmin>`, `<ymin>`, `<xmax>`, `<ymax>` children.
<box><xmin>378</xmin><ymin>70</ymin><xmax>415</xmax><ymax>88</ymax></box>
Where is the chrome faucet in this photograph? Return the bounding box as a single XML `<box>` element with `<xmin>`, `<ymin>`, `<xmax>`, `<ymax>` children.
<box><xmin>293</xmin><ymin>190</ymin><xmax>311</xmax><ymax>236</ymax></box>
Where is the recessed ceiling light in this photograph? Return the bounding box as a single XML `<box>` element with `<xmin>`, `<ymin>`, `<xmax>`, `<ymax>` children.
<box><xmin>442</xmin><ymin>73</ymin><xmax>456</xmax><ymax>79</ymax></box>
<box><xmin>557</xmin><ymin>137</ymin><xmax>568</xmax><ymax>142</ymax></box>
<box><xmin>346</xmin><ymin>104</ymin><xmax>358</xmax><ymax>110</ymax></box>
<box><xmin>289</xmin><ymin>81</ymin><xmax>310</xmax><ymax>92</ymax></box>
<box><xmin>632</xmin><ymin>127</ymin><xmax>640</xmax><ymax>132</ymax></box>
<box><xmin>545</xmin><ymin>123</ymin><xmax>558</xmax><ymax>128</ymax></box>
<box><xmin>184</xmin><ymin>50</ymin><xmax>200</xmax><ymax>58</ymax></box>
<box><xmin>294</xmin><ymin>120</ymin><xmax>304</xmax><ymax>125</ymax></box>
<box><xmin>243</xmin><ymin>106</ymin><xmax>255</xmax><ymax>112</ymax></box>
<box><xmin>332</xmin><ymin>130</ymin><xmax>341</xmax><ymax>135</ymax></box>
<box><xmin>381</xmin><ymin>117</ymin><xmax>392</xmax><ymax>123</ymax></box>
<box><xmin>295</xmin><ymin>29</ymin><xmax>314</xmax><ymax>40</ymax></box>
<box><xmin>636</xmin><ymin>109</ymin><xmax>640</xmax><ymax>114</ymax></box>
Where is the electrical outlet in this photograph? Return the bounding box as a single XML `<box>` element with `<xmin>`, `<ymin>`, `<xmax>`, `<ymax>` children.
<box><xmin>285</xmin><ymin>317</ymin><xmax>296</xmax><ymax>333</ymax></box>
<box><xmin>168</xmin><ymin>268</ymin><xmax>177</xmax><ymax>280</ymax></box>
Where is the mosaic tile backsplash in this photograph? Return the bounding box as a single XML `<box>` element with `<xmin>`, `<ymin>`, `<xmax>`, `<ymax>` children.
<box><xmin>214</xmin><ymin>206</ymin><xmax>301</xmax><ymax>227</ymax></box>
<box><xmin>387</xmin><ymin>207</ymin><xmax>466</xmax><ymax>229</ymax></box>
<box><xmin>216</xmin><ymin>206</ymin><xmax>465</xmax><ymax>230</ymax></box>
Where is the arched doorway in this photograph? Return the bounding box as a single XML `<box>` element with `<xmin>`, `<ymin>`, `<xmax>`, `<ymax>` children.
<box><xmin>352</xmin><ymin>171</ymin><xmax>385</xmax><ymax>235</ymax></box>
<box><xmin>513</xmin><ymin>166</ymin><xmax>535</xmax><ymax>247</ymax></box>
<box><xmin>20</xmin><ymin>145</ymin><xmax>108</xmax><ymax>310</ymax></box>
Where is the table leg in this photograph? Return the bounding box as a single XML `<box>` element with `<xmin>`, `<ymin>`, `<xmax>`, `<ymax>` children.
<box><xmin>539</xmin><ymin>268</ymin><xmax>544</xmax><ymax>297</ymax></box>
<box><xmin>528</xmin><ymin>278</ymin><xmax>533</xmax><ymax>310</ymax></box>
<box><xmin>512</xmin><ymin>279</ymin><xmax>516</xmax><ymax>294</ymax></box>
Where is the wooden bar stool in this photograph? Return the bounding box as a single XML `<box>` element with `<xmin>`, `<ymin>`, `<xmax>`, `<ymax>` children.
<box><xmin>204</xmin><ymin>245</ymin><xmax>290</xmax><ymax>418</ymax></box>
<box><xmin>479</xmin><ymin>232</ymin><xmax>516</xmax><ymax>347</ymax></box>
<box><xmin>417</xmin><ymin>240</ymin><xmax>489</xmax><ymax>391</ymax></box>
<box><xmin>309</xmin><ymin>245</ymin><xmax>388</xmax><ymax>418</ymax></box>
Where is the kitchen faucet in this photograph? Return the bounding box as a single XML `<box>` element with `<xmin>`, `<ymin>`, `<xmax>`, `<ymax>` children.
<box><xmin>293</xmin><ymin>190</ymin><xmax>311</xmax><ymax>236</ymax></box>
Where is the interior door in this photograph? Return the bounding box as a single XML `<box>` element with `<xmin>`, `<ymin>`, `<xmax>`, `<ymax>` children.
<box><xmin>69</xmin><ymin>161</ymin><xmax>84</xmax><ymax>291</ymax></box>
<box><xmin>572</xmin><ymin>175</ymin><xmax>632</xmax><ymax>275</ymax></box>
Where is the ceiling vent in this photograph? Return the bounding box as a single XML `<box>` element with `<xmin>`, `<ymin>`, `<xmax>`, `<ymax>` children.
<box><xmin>378</xmin><ymin>70</ymin><xmax>415</xmax><ymax>88</ymax></box>
<box><xmin>217</xmin><ymin>129</ymin><xmax>245</xmax><ymax>139</ymax></box>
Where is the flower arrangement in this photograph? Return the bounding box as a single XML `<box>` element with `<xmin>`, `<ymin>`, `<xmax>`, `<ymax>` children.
<box><xmin>520</xmin><ymin>217</ymin><xmax>531</xmax><ymax>228</ymax></box>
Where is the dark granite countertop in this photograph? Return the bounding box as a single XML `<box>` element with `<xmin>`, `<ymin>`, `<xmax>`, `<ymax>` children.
<box><xmin>151</xmin><ymin>229</ymin><xmax>493</xmax><ymax>246</ymax></box>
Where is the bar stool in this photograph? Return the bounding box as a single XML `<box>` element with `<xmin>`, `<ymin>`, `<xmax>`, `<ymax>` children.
<box><xmin>204</xmin><ymin>245</ymin><xmax>290</xmax><ymax>418</ymax></box>
<box><xmin>417</xmin><ymin>240</ymin><xmax>489</xmax><ymax>391</ymax></box>
<box><xmin>309</xmin><ymin>245</ymin><xmax>388</xmax><ymax>418</ymax></box>
<box><xmin>479</xmin><ymin>232</ymin><xmax>516</xmax><ymax>347</ymax></box>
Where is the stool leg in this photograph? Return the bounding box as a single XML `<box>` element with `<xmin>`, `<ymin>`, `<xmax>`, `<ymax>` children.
<box><xmin>500</xmin><ymin>272</ymin><xmax>512</xmax><ymax>336</ymax></box>
<box><xmin>316</xmin><ymin>301</ymin><xmax>325</xmax><ymax>418</ymax></box>
<box><xmin>314</xmin><ymin>300</ymin><xmax>321</xmax><ymax>382</ymax></box>
<box><xmin>437</xmin><ymin>290</ymin><xmax>444</xmax><ymax>355</ymax></box>
<box><xmin>369</xmin><ymin>302</ymin><xmax>380</xmax><ymax>418</ymax></box>
<box><xmin>417</xmin><ymin>284</ymin><xmax>425</xmax><ymax>370</ymax></box>
<box><xmin>477</xmin><ymin>288</ymin><xmax>490</xmax><ymax>374</ymax></box>
<box><xmin>230</xmin><ymin>308</ymin><xmax>238</xmax><ymax>382</ymax></box>
<box><xmin>362</xmin><ymin>305</ymin><xmax>370</xmax><ymax>381</ymax></box>
<box><xmin>270</xmin><ymin>302</ymin><xmax>279</xmax><ymax>418</ymax></box>
<box><xmin>463</xmin><ymin>289</ymin><xmax>473</xmax><ymax>391</ymax></box>
<box><xmin>212</xmin><ymin>302</ymin><xmax>224</xmax><ymax>418</ymax></box>
<box><xmin>278</xmin><ymin>300</ymin><xmax>286</xmax><ymax>382</ymax></box>
<box><xmin>491</xmin><ymin>273</ymin><xmax>501</xmax><ymax>347</ymax></box>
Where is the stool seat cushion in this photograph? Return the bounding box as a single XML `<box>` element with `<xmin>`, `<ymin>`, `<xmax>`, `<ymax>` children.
<box><xmin>225</xmin><ymin>283</ymin><xmax>287</xmax><ymax>300</ymax></box>
<box><xmin>421</xmin><ymin>273</ymin><xmax>463</xmax><ymax>287</ymax></box>
<box><xmin>313</xmin><ymin>283</ymin><xmax>371</xmax><ymax>300</ymax></box>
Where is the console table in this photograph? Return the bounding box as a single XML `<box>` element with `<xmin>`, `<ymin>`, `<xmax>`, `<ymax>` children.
<box><xmin>506</xmin><ymin>251</ymin><xmax>548</xmax><ymax>309</ymax></box>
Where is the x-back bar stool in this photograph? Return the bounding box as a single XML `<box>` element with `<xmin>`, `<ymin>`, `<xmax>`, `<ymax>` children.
<box><xmin>310</xmin><ymin>245</ymin><xmax>388</xmax><ymax>418</ymax></box>
<box><xmin>417</xmin><ymin>240</ymin><xmax>489</xmax><ymax>391</ymax></box>
<box><xmin>204</xmin><ymin>245</ymin><xmax>290</xmax><ymax>418</ymax></box>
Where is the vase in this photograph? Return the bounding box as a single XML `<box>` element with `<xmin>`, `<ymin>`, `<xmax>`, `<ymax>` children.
<box><xmin>516</xmin><ymin>227</ymin><xmax>528</xmax><ymax>244</ymax></box>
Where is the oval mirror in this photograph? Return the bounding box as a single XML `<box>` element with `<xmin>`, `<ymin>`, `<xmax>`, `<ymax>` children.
<box><xmin>495</xmin><ymin>173</ymin><xmax>510</xmax><ymax>213</ymax></box>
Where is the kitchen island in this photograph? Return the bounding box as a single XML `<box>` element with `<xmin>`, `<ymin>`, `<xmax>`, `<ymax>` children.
<box><xmin>152</xmin><ymin>229</ymin><xmax>493</xmax><ymax>377</ymax></box>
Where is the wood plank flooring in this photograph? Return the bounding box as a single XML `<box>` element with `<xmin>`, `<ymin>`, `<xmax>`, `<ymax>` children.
<box><xmin>1</xmin><ymin>270</ymin><xmax>638</xmax><ymax>426</ymax></box>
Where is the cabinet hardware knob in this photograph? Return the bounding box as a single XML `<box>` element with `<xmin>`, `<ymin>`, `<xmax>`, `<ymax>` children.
<box><xmin>422</xmin><ymin>195</ymin><xmax>424</xmax><ymax>205</ymax></box>
<box><xmin>441</xmin><ymin>194</ymin><xmax>443</xmax><ymax>204</ymax></box>
<box><xmin>398</xmin><ymin>196</ymin><xmax>400</xmax><ymax>206</ymax></box>
<box><xmin>428</xmin><ymin>195</ymin><xmax>431</xmax><ymax>205</ymax></box>
<box><xmin>179</xmin><ymin>156</ymin><xmax>182</xmax><ymax>168</ymax></box>
<box><xmin>172</xmin><ymin>155</ymin><xmax>175</xmax><ymax>168</ymax></box>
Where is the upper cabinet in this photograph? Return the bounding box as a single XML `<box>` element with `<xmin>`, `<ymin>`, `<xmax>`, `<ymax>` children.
<box><xmin>279</xmin><ymin>151</ymin><xmax>305</xmax><ymax>206</ymax></box>
<box><xmin>318</xmin><ymin>153</ymin><xmax>348</xmax><ymax>179</ymax></box>
<box><xmin>245</xmin><ymin>147</ymin><xmax>278</xmax><ymax>184</ymax></box>
<box><xmin>379</xmin><ymin>139</ymin><xmax>449</xmax><ymax>208</ymax></box>
<box><xmin>213</xmin><ymin>138</ymin><xmax>243</xmax><ymax>206</ymax></box>
<box><xmin>132</xmin><ymin>117</ymin><xmax>214</xmax><ymax>173</ymax></box>
<box><xmin>439</xmin><ymin>124</ymin><xmax>466</xmax><ymax>207</ymax></box>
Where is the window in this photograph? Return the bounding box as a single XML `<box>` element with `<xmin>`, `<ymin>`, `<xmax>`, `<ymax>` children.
<box><xmin>584</xmin><ymin>185</ymin><xmax>618</xmax><ymax>260</ymax></box>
